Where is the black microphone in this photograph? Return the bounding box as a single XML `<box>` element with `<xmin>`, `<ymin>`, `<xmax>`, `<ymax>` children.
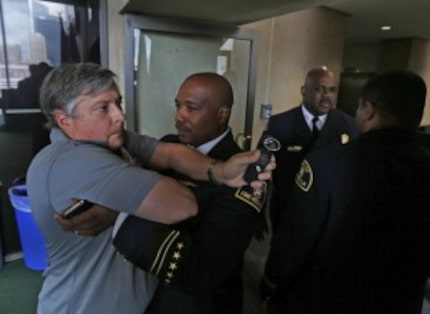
<box><xmin>243</xmin><ymin>131</ymin><xmax>281</xmax><ymax>183</ymax></box>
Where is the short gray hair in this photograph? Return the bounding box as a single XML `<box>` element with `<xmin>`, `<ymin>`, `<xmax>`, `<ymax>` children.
<box><xmin>39</xmin><ymin>63</ymin><xmax>119</xmax><ymax>129</ymax></box>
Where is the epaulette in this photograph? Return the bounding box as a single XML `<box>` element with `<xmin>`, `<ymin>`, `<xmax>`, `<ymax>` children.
<box><xmin>340</xmin><ymin>133</ymin><xmax>350</xmax><ymax>144</ymax></box>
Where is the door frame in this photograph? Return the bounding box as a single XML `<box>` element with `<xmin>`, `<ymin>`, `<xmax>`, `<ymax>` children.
<box><xmin>123</xmin><ymin>14</ymin><xmax>258</xmax><ymax>150</ymax></box>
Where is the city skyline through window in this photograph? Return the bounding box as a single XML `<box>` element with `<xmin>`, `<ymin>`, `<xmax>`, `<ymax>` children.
<box><xmin>0</xmin><ymin>0</ymin><xmax>75</xmax><ymax>91</ymax></box>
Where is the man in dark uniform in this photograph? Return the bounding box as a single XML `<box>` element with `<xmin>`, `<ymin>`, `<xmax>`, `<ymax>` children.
<box><xmin>273</xmin><ymin>70</ymin><xmax>430</xmax><ymax>314</ymax></box>
<box><xmin>261</xmin><ymin>67</ymin><xmax>358</xmax><ymax>304</ymax></box>
<box><xmin>138</xmin><ymin>72</ymin><xmax>259</xmax><ymax>314</ymax></box>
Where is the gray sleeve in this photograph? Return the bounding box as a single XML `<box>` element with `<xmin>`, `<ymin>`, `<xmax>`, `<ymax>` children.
<box><xmin>124</xmin><ymin>131</ymin><xmax>158</xmax><ymax>167</ymax></box>
<box><xmin>49</xmin><ymin>144</ymin><xmax>162</xmax><ymax>216</ymax></box>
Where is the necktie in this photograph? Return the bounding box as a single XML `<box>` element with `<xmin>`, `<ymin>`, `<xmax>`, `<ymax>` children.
<box><xmin>312</xmin><ymin>116</ymin><xmax>319</xmax><ymax>138</ymax></box>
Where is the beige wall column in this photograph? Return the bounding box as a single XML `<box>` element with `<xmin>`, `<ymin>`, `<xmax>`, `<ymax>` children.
<box><xmin>244</xmin><ymin>7</ymin><xmax>347</xmax><ymax>144</ymax></box>
<box><xmin>107</xmin><ymin>0</ymin><xmax>128</xmax><ymax>104</ymax></box>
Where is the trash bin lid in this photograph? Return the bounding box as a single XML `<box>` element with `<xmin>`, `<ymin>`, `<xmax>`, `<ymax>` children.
<box><xmin>8</xmin><ymin>185</ymin><xmax>31</xmax><ymax>213</ymax></box>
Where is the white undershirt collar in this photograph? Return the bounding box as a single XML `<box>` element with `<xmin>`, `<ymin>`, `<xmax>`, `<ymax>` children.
<box><xmin>301</xmin><ymin>104</ymin><xmax>328</xmax><ymax>131</ymax></box>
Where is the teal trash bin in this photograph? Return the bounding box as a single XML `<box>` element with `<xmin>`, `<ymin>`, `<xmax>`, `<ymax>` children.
<box><xmin>8</xmin><ymin>184</ymin><xmax>47</xmax><ymax>271</ymax></box>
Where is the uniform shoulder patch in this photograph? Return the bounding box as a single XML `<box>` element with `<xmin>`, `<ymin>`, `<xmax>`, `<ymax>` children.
<box><xmin>234</xmin><ymin>182</ymin><xmax>267</xmax><ymax>213</ymax></box>
<box><xmin>295</xmin><ymin>159</ymin><xmax>313</xmax><ymax>192</ymax></box>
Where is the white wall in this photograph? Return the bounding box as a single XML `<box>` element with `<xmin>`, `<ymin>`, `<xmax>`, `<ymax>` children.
<box><xmin>243</xmin><ymin>7</ymin><xmax>347</xmax><ymax>145</ymax></box>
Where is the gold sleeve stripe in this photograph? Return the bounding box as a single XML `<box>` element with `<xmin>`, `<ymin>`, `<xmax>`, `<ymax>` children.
<box><xmin>149</xmin><ymin>230</ymin><xmax>180</xmax><ymax>275</ymax></box>
<box><xmin>154</xmin><ymin>231</ymin><xmax>181</xmax><ymax>277</ymax></box>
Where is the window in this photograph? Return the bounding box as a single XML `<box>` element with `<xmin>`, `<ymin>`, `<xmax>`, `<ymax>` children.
<box><xmin>0</xmin><ymin>0</ymin><xmax>104</xmax><ymax>256</ymax></box>
<box><xmin>0</xmin><ymin>0</ymin><xmax>77</xmax><ymax>91</ymax></box>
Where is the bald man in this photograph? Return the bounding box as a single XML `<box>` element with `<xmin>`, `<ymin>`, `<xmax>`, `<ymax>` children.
<box><xmin>171</xmin><ymin>72</ymin><xmax>234</xmax><ymax>147</ymax></box>
<box><xmin>133</xmin><ymin>72</ymin><xmax>265</xmax><ymax>314</ymax></box>
<box><xmin>261</xmin><ymin>67</ymin><xmax>358</xmax><ymax>306</ymax></box>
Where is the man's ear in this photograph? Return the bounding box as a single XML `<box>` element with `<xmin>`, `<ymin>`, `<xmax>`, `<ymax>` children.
<box><xmin>218</xmin><ymin>106</ymin><xmax>230</xmax><ymax>123</ymax></box>
<box><xmin>300</xmin><ymin>85</ymin><xmax>306</xmax><ymax>96</ymax></box>
<box><xmin>362</xmin><ymin>101</ymin><xmax>376</xmax><ymax>121</ymax></box>
<box><xmin>54</xmin><ymin>109</ymin><xmax>72</xmax><ymax>129</ymax></box>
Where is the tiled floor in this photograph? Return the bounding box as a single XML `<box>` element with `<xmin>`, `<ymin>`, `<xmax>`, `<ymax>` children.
<box><xmin>423</xmin><ymin>299</ymin><xmax>430</xmax><ymax>314</ymax></box>
<box><xmin>242</xmin><ymin>237</ymin><xmax>269</xmax><ymax>314</ymax></box>
<box><xmin>2</xmin><ymin>240</ymin><xmax>430</xmax><ymax>314</ymax></box>
<box><xmin>0</xmin><ymin>259</ymin><xmax>42</xmax><ymax>314</ymax></box>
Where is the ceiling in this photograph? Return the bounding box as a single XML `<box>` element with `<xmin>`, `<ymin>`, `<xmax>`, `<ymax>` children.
<box><xmin>122</xmin><ymin>0</ymin><xmax>430</xmax><ymax>44</ymax></box>
<box><xmin>328</xmin><ymin>0</ymin><xmax>430</xmax><ymax>44</ymax></box>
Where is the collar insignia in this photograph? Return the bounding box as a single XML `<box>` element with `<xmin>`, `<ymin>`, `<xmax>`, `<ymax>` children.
<box><xmin>341</xmin><ymin>133</ymin><xmax>350</xmax><ymax>144</ymax></box>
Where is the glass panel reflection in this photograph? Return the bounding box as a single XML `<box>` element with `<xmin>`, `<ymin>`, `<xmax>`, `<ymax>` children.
<box><xmin>133</xmin><ymin>30</ymin><xmax>251</xmax><ymax>141</ymax></box>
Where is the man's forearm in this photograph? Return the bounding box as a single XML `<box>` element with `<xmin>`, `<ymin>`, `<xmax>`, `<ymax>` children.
<box><xmin>124</xmin><ymin>132</ymin><xmax>215</xmax><ymax>182</ymax></box>
<box><xmin>126</xmin><ymin>133</ymin><xmax>273</xmax><ymax>188</ymax></box>
<box><xmin>150</xmin><ymin>142</ymin><xmax>219</xmax><ymax>182</ymax></box>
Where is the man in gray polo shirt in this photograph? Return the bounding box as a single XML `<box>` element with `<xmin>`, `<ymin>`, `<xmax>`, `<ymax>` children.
<box><xmin>27</xmin><ymin>63</ymin><xmax>273</xmax><ymax>314</ymax></box>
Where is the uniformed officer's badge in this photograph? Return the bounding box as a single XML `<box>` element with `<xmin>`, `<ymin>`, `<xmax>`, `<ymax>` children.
<box><xmin>234</xmin><ymin>182</ymin><xmax>267</xmax><ymax>213</ymax></box>
<box><xmin>295</xmin><ymin>159</ymin><xmax>313</xmax><ymax>192</ymax></box>
<box><xmin>340</xmin><ymin>133</ymin><xmax>350</xmax><ymax>144</ymax></box>
<box><xmin>287</xmin><ymin>145</ymin><xmax>303</xmax><ymax>152</ymax></box>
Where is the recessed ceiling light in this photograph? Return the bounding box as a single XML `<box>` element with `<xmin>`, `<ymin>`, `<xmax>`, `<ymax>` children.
<box><xmin>381</xmin><ymin>25</ymin><xmax>392</xmax><ymax>31</ymax></box>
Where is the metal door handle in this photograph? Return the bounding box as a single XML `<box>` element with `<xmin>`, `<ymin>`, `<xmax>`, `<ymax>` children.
<box><xmin>235</xmin><ymin>133</ymin><xmax>252</xmax><ymax>150</ymax></box>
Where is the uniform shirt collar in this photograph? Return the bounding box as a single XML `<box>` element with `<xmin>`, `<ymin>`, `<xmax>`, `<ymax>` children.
<box><xmin>50</xmin><ymin>127</ymin><xmax>111</xmax><ymax>148</ymax></box>
<box><xmin>301</xmin><ymin>104</ymin><xmax>328</xmax><ymax>131</ymax></box>
<box><xmin>196</xmin><ymin>128</ymin><xmax>230</xmax><ymax>155</ymax></box>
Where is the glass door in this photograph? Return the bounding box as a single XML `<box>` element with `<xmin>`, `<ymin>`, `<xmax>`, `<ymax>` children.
<box><xmin>123</xmin><ymin>15</ymin><xmax>258</xmax><ymax>149</ymax></box>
